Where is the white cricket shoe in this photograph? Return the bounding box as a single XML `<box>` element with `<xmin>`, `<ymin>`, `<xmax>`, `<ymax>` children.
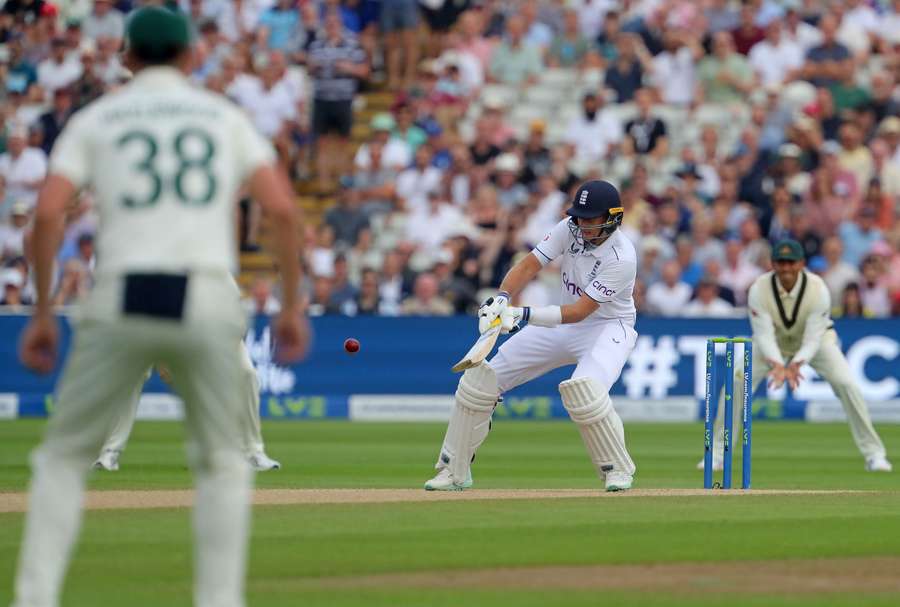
<box><xmin>248</xmin><ymin>451</ymin><xmax>281</xmax><ymax>471</ymax></box>
<box><xmin>605</xmin><ymin>471</ymin><xmax>633</xmax><ymax>492</ymax></box>
<box><xmin>865</xmin><ymin>456</ymin><xmax>893</xmax><ymax>472</ymax></box>
<box><xmin>424</xmin><ymin>467</ymin><xmax>473</xmax><ymax>491</ymax></box>
<box><xmin>696</xmin><ymin>456</ymin><xmax>724</xmax><ymax>472</ymax></box>
<box><xmin>93</xmin><ymin>450</ymin><xmax>120</xmax><ymax>472</ymax></box>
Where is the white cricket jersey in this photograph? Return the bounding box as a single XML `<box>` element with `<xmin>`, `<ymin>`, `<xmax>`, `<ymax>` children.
<box><xmin>531</xmin><ymin>219</ymin><xmax>637</xmax><ymax>324</ymax></box>
<box><xmin>49</xmin><ymin>67</ymin><xmax>275</xmax><ymax>276</ymax></box>
<box><xmin>747</xmin><ymin>270</ymin><xmax>833</xmax><ymax>365</ymax></box>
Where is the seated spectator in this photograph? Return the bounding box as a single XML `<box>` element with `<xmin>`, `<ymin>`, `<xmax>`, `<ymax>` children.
<box><xmin>837</xmin><ymin>123</ymin><xmax>874</xmax><ymax>194</ymax></box>
<box><xmin>401</xmin><ymin>272</ymin><xmax>453</xmax><ymax>316</ymax></box>
<box><xmin>642</xmin><ymin>29</ymin><xmax>703</xmax><ymax>107</ymax></box>
<box><xmin>871</xmin><ymin>135</ymin><xmax>900</xmax><ymax>199</ymax></box>
<box><xmin>858</xmin><ymin>254</ymin><xmax>891</xmax><ymax>318</ymax></box>
<box><xmin>689</xmin><ymin>215</ymin><xmax>726</xmax><ymax>268</ymax></box>
<box><xmin>355</xmin><ymin>268</ymin><xmax>384</xmax><ymax>315</ymax></box>
<box><xmin>51</xmin><ymin>258</ymin><xmax>89</xmax><ymax>307</ymax></box>
<box><xmin>819</xmin><ymin>236</ymin><xmax>860</xmax><ymax>303</ymax></box>
<box><xmin>729</xmin><ymin>4</ymin><xmax>764</xmax><ymax>55</ymax></box>
<box><xmin>0</xmin><ymin>201</ymin><xmax>30</xmax><ymax>259</ymax></box>
<box><xmin>309</xmin><ymin>224</ymin><xmax>337</xmax><ymax>278</ymax></box>
<box><xmin>800</xmin><ymin>13</ymin><xmax>852</xmax><ymax>88</ymax></box>
<box><xmin>646</xmin><ymin>260</ymin><xmax>692</xmax><ymax>316</ymax></box>
<box><xmin>455</xmin><ymin>10</ymin><xmax>494</xmax><ymax>70</ymax></box>
<box><xmin>0</xmin><ymin>266</ymin><xmax>28</xmax><ymax>307</ymax></box>
<box><xmin>594</xmin><ymin>10</ymin><xmax>621</xmax><ymax>64</ymax></box>
<box><xmin>719</xmin><ymin>239</ymin><xmax>762</xmax><ymax>305</ymax></box>
<box><xmin>682</xmin><ymin>275</ymin><xmax>736</xmax><ymax>317</ymax></box>
<box><xmin>469</xmin><ymin>118</ymin><xmax>502</xmax><ymax>166</ymax></box>
<box><xmin>307</xmin><ymin>275</ymin><xmax>337</xmax><ymax>316</ymax></box>
<box><xmin>493</xmin><ymin>154</ymin><xmax>528</xmax><ymax>209</ymax></box>
<box><xmin>604</xmin><ymin>33</ymin><xmax>643</xmax><ymax>102</ymax></box>
<box><xmin>82</xmin><ymin>0</ymin><xmax>125</xmax><ymax>47</ymax></box>
<box><xmin>784</xmin><ymin>5</ymin><xmax>823</xmax><ymax>52</ymax></box>
<box><xmin>355</xmin><ymin>113</ymin><xmax>412</xmax><ymax>172</ymax></box>
<box><xmin>396</xmin><ymin>144</ymin><xmax>442</xmax><ymax>213</ymax></box>
<box><xmin>324</xmin><ymin>182</ymin><xmax>369</xmax><ymax>248</ymax></box>
<box><xmin>393</xmin><ymin>102</ymin><xmax>427</xmax><ymax>153</ymax></box>
<box><xmin>625</xmin><ymin>88</ymin><xmax>667</xmax><ymax>158</ymax></box>
<box><xmin>547</xmin><ymin>8</ymin><xmax>593</xmax><ymax>68</ymax></box>
<box><xmin>775</xmin><ymin>143</ymin><xmax>811</xmax><ymax>197</ymax></box>
<box><xmin>0</xmin><ymin>124</ymin><xmax>46</xmax><ymax>208</ymax></box>
<box><xmin>697</xmin><ymin>31</ymin><xmax>754</xmax><ymax>105</ymax></box>
<box><xmin>839</xmin><ymin>205</ymin><xmax>882</xmax><ymax>268</ymax></box>
<box><xmin>37</xmin><ymin>37</ymin><xmax>82</xmax><ymax>95</ymax></box>
<box><xmin>489</xmin><ymin>15</ymin><xmax>542</xmax><ymax>87</ymax></box>
<box><xmin>243</xmin><ymin>276</ymin><xmax>282</xmax><ymax>316</ymax></box>
<box><xmin>37</xmin><ymin>87</ymin><xmax>74</xmax><ymax>154</ymax></box>
<box><xmin>345</xmin><ymin>227</ymin><xmax>383</xmax><ymax>285</ymax></box>
<box><xmin>705</xmin><ymin>0</ymin><xmax>740</xmax><ymax>34</ymax></box>
<box><xmin>406</xmin><ymin>190</ymin><xmax>468</xmax><ymax>254</ymax></box>
<box><xmin>521</xmin><ymin>120</ymin><xmax>552</xmax><ymax>186</ymax></box>
<box><xmin>257</xmin><ymin>0</ymin><xmax>303</xmax><ymax>53</ymax></box>
<box><xmin>328</xmin><ymin>254</ymin><xmax>359</xmax><ymax>315</ymax></box>
<box><xmin>352</xmin><ymin>142</ymin><xmax>397</xmax><ymax>216</ymax></box>
<box><xmin>833</xmin><ymin>282</ymin><xmax>868</xmax><ymax>318</ymax></box>
<box><xmin>479</xmin><ymin>95</ymin><xmax>516</xmax><ymax>147</ymax></box>
<box><xmin>748</xmin><ymin>20</ymin><xmax>804</xmax><ymax>87</ymax></box>
<box><xmin>564</xmin><ymin>92</ymin><xmax>623</xmax><ymax>165</ymax></box>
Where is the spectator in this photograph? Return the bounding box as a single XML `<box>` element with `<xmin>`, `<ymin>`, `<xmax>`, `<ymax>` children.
<box><xmin>50</xmin><ymin>258</ymin><xmax>89</xmax><ymax>307</ymax></box>
<box><xmin>564</xmin><ymin>92</ymin><xmax>623</xmax><ymax>165</ymax></box>
<box><xmin>329</xmin><ymin>254</ymin><xmax>358</xmax><ymax>315</ymax></box>
<box><xmin>401</xmin><ymin>271</ymin><xmax>453</xmax><ymax>316</ymax></box>
<box><xmin>395</xmin><ymin>144</ymin><xmax>442</xmax><ymax>213</ymax></box>
<box><xmin>242</xmin><ymin>276</ymin><xmax>282</xmax><ymax>317</ymax></box>
<box><xmin>801</xmin><ymin>13</ymin><xmax>852</xmax><ymax>89</ymax></box>
<box><xmin>405</xmin><ymin>190</ymin><xmax>467</xmax><ymax>254</ymax></box>
<box><xmin>547</xmin><ymin>8</ymin><xmax>592</xmax><ymax>68</ymax></box>
<box><xmin>381</xmin><ymin>0</ymin><xmax>419</xmax><ymax>89</ymax></box>
<box><xmin>646</xmin><ymin>259</ymin><xmax>692</xmax><ymax>317</ymax></box>
<box><xmin>355</xmin><ymin>113</ymin><xmax>412</xmax><ymax>172</ymax></box>
<box><xmin>837</xmin><ymin>123</ymin><xmax>874</xmax><ymax>194</ymax></box>
<box><xmin>323</xmin><ymin>182</ymin><xmax>369</xmax><ymax>248</ymax></box>
<box><xmin>258</xmin><ymin>0</ymin><xmax>303</xmax><ymax>53</ymax></box>
<box><xmin>775</xmin><ymin>143</ymin><xmax>811</xmax><ymax>197</ymax></box>
<box><xmin>643</xmin><ymin>30</ymin><xmax>702</xmax><ymax>107</ymax></box>
<box><xmin>307</xmin><ymin>275</ymin><xmax>336</xmax><ymax>316</ymax></box>
<box><xmin>682</xmin><ymin>275</ymin><xmax>736</xmax><ymax>317</ymax></box>
<box><xmin>308</xmin><ymin>10</ymin><xmax>370</xmax><ymax>190</ymax></box>
<box><xmin>820</xmin><ymin>236</ymin><xmax>860</xmax><ymax>304</ymax></box>
<box><xmin>719</xmin><ymin>239</ymin><xmax>762</xmax><ymax>306</ymax></box>
<box><xmin>493</xmin><ymin>153</ymin><xmax>528</xmax><ymax>209</ymax></box>
<box><xmin>605</xmin><ymin>33</ymin><xmax>644</xmax><ymax>102</ymax></box>
<box><xmin>748</xmin><ymin>20</ymin><xmax>804</xmax><ymax>87</ymax></box>
<box><xmin>705</xmin><ymin>0</ymin><xmax>740</xmax><ymax>34</ymax></box>
<box><xmin>36</xmin><ymin>87</ymin><xmax>74</xmax><ymax>154</ymax></box>
<box><xmin>37</xmin><ymin>37</ymin><xmax>82</xmax><ymax>95</ymax></box>
<box><xmin>0</xmin><ymin>124</ymin><xmax>46</xmax><ymax>208</ymax></box>
<box><xmin>730</xmin><ymin>4</ymin><xmax>765</xmax><ymax>55</ymax></box>
<box><xmin>0</xmin><ymin>266</ymin><xmax>27</xmax><ymax>307</ymax></box>
<box><xmin>355</xmin><ymin>268</ymin><xmax>384</xmax><ymax>315</ymax></box>
<box><xmin>839</xmin><ymin>205</ymin><xmax>883</xmax><ymax>268</ymax></box>
<box><xmin>5</xmin><ymin>37</ymin><xmax>37</xmax><ymax>96</ymax></box>
<box><xmin>858</xmin><ymin>254</ymin><xmax>891</xmax><ymax>318</ymax></box>
<box><xmin>625</xmin><ymin>88</ymin><xmax>667</xmax><ymax>158</ymax></box>
<box><xmin>82</xmin><ymin>0</ymin><xmax>125</xmax><ymax>46</ymax></box>
<box><xmin>393</xmin><ymin>102</ymin><xmax>426</xmax><ymax>153</ymax></box>
<box><xmin>834</xmin><ymin>282</ymin><xmax>867</xmax><ymax>318</ymax></box>
<box><xmin>697</xmin><ymin>31</ymin><xmax>754</xmax><ymax>105</ymax></box>
<box><xmin>378</xmin><ymin>249</ymin><xmax>406</xmax><ymax>316</ymax></box>
<box><xmin>871</xmin><ymin>137</ymin><xmax>900</xmax><ymax>199</ymax></box>
<box><xmin>489</xmin><ymin>15</ymin><xmax>542</xmax><ymax>87</ymax></box>
<box><xmin>0</xmin><ymin>201</ymin><xmax>29</xmax><ymax>259</ymax></box>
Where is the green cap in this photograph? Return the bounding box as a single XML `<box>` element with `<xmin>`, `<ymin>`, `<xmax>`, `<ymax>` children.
<box><xmin>772</xmin><ymin>239</ymin><xmax>805</xmax><ymax>262</ymax></box>
<box><xmin>126</xmin><ymin>6</ymin><xmax>191</xmax><ymax>64</ymax></box>
<box><xmin>370</xmin><ymin>112</ymin><xmax>396</xmax><ymax>132</ymax></box>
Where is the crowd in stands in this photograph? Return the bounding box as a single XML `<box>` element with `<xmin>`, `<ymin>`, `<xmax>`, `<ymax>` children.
<box><xmin>2</xmin><ymin>0</ymin><xmax>900</xmax><ymax>318</ymax></box>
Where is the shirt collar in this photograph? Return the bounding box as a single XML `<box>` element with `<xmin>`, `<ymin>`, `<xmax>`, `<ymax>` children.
<box><xmin>129</xmin><ymin>66</ymin><xmax>190</xmax><ymax>89</ymax></box>
<box><xmin>776</xmin><ymin>271</ymin><xmax>804</xmax><ymax>298</ymax></box>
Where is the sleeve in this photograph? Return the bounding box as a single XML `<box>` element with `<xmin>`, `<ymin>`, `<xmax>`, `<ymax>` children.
<box><xmin>747</xmin><ymin>280</ymin><xmax>784</xmax><ymax>365</ymax></box>
<box><xmin>792</xmin><ymin>279</ymin><xmax>832</xmax><ymax>364</ymax></box>
<box><xmin>48</xmin><ymin>111</ymin><xmax>91</xmax><ymax>189</ymax></box>
<box><xmin>531</xmin><ymin>219</ymin><xmax>569</xmax><ymax>266</ymax></box>
<box><xmin>584</xmin><ymin>257</ymin><xmax>636</xmax><ymax>303</ymax></box>
<box><xmin>232</xmin><ymin>108</ymin><xmax>277</xmax><ymax>182</ymax></box>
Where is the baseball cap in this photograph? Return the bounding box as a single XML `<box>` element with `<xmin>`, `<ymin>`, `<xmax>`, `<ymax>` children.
<box><xmin>495</xmin><ymin>153</ymin><xmax>520</xmax><ymax>173</ymax></box>
<box><xmin>10</xmin><ymin>201</ymin><xmax>30</xmax><ymax>216</ymax></box>
<box><xmin>370</xmin><ymin>112</ymin><xmax>395</xmax><ymax>132</ymax></box>
<box><xmin>1</xmin><ymin>268</ymin><xmax>24</xmax><ymax>289</ymax></box>
<box><xmin>772</xmin><ymin>239</ymin><xmax>805</xmax><ymax>262</ymax></box>
<box><xmin>778</xmin><ymin>143</ymin><xmax>803</xmax><ymax>159</ymax></box>
<box><xmin>126</xmin><ymin>6</ymin><xmax>191</xmax><ymax>64</ymax></box>
<box><xmin>877</xmin><ymin>116</ymin><xmax>900</xmax><ymax>136</ymax></box>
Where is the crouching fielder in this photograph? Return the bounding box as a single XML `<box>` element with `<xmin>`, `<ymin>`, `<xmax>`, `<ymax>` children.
<box><xmin>704</xmin><ymin>239</ymin><xmax>891</xmax><ymax>472</ymax></box>
<box><xmin>425</xmin><ymin>180</ymin><xmax>639</xmax><ymax>492</ymax></box>
<box><xmin>93</xmin><ymin>337</ymin><xmax>281</xmax><ymax>472</ymax></box>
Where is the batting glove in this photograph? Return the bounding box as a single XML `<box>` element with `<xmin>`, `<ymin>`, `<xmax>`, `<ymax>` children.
<box><xmin>478</xmin><ymin>291</ymin><xmax>510</xmax><ymax>334</ymax></box>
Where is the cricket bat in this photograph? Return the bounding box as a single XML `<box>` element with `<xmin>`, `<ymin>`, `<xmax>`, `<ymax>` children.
<box><xmin>451</xmin><ymin>317</ymin><xmax>502</xmax><ymax>373</ymax></box>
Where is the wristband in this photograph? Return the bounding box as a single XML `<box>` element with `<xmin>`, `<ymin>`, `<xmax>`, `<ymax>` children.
<box><xmin>522</xmin><ymin>305</ymin><xmax>562</xmax><ymax>328</ymax></box>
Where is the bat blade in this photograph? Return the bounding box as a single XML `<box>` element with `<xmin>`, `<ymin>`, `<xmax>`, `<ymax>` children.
<box><xmin>451</xmin><ymin>318</ymin><xmax>502</xmax><ymax>373</ymax></box>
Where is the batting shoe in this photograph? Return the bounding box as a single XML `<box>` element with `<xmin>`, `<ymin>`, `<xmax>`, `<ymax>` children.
<box><xmin>424</xmin><ymin>467</ymin><xmax>473</xmax><ymax>491</ymax></box>
<box><xmin>605</xmin><ymin>471</ymin><xmax>633</xmax><ymax>492</ymax></box>
<box><xmin>93</xmin><ymin>450</ymin><xmax>120</xmax><ymax>472</ymax></box>
<box><xmin>248</xmin><ymin>451</ymin><xmax>281</xmax><ymax>471</ymax></box>
<box><xmin>865</xmin><ymin>456</ymin><xmax>893</xmax><ymax>472</ymax></box>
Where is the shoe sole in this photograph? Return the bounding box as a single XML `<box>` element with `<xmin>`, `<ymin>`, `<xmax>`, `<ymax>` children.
<box><xmin>423</xmin><ymin>480</ymin><xmax>474</xmax><ymax>491</ymax></box>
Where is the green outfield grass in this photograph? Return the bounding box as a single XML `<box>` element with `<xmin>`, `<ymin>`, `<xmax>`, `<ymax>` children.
<box><xmin>1</xmin><ymin>420</ymin><xmax>899</xmax><ymax>606</ymax></box>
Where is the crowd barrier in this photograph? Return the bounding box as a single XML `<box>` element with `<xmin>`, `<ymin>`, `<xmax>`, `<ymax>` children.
<box><xmin>1</xmin><ymin>314</ymin><xmax>898</xmax><ymax>423</ymax></box>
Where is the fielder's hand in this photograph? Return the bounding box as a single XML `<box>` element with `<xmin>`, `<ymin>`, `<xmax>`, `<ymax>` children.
<box><xmin>478</xmin><ymin>292</ymin><xmax>510</xmax><ymax>334</ymax></box>
<box><xmin>20</xmin><ymin>312</ymin><xmax>59</xmax><ymax>374</ymax></box>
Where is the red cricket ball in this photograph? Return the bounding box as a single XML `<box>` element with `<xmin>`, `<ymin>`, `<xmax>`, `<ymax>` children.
<box><xmin>344</xmin><ymin>338</ymin><xmax>360</xmax><ymax>354</ymax></box>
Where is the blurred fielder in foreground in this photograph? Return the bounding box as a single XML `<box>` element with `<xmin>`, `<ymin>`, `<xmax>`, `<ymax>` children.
<box><xmin>427</xmin><ymin>180</ymin><xmax>639</xmax><ymax>492</ymax></box>
<box><xmin>13</xmin><ymin>8</ymin><xmax>307</xmax><ymax>607</ymax></box>
<box><xmin>703</xmin><ymin>239</ymin><xmax>891</xmax><ymax>473</ymax></box>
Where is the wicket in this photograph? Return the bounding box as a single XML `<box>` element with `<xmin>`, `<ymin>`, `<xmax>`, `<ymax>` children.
<box><xmin>704</xmin><ymin>337</ymin><xmax>753</xmax><ymax>490</ymax></box>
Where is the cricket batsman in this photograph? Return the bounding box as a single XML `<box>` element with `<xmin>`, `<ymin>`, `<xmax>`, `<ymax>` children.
<box><xmin>703</xmin><ymin>239</ymin><xmax>891</xmax><ymax>472</ymax></box>
<box><xmin>425</xmin><ymin>180</ymin><xmax>639</xmax><ymax>492</ymax></box>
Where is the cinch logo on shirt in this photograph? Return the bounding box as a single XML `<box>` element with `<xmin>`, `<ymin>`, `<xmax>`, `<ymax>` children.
<box><xmin>562</xmin><ymin>272</ymin><xmax>584</xmax><ymax>296</ymax></box>
<box><xmin>592</xmin><ymin>281</ymin><xmax>616</xmax><ymax>297</ymax></box>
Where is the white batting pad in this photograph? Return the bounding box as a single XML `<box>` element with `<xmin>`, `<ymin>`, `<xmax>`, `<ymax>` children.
<box><xmin>559</xmin><ymin>377</ymin><xmax>636</xmax><ymax>477</ymax></box>
<box><xmin>441</xmin><ymin>364</ymin><xmax>500</xmax><ymax>482</ymax></box>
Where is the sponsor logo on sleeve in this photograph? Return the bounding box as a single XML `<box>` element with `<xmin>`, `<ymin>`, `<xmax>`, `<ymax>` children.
<box><xmin>592</xmin><ymin>281</ymin><xmax>616</xmax><ymax>298</ymax></box>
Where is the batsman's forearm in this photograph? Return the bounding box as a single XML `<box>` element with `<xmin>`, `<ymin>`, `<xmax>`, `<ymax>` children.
<box><xmin>498</xmin><ymin>254</ymin><xmax>541</xmax><ymax>297</ymax></box>
<box><xmin>32</xmin><ymin>213</ymin><xmax>65</xmax><ymax>314</ymax></box>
